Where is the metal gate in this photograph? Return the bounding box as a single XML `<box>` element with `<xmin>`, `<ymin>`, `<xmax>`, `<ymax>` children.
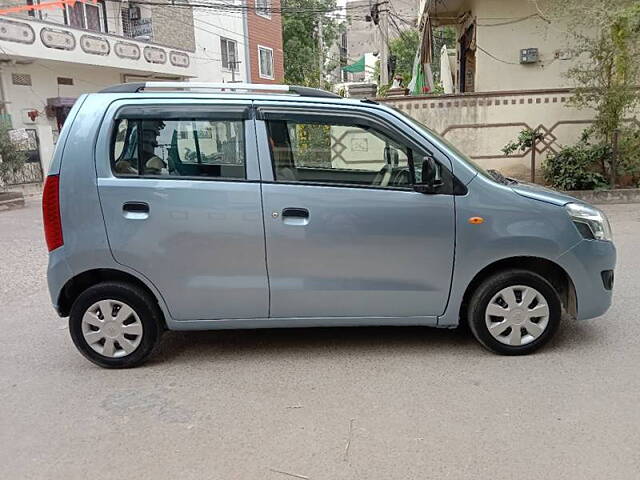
<box><xmin>4</xmin><ymin>128</ymin><xmax>43</xmax><ymax>185</ymax></box>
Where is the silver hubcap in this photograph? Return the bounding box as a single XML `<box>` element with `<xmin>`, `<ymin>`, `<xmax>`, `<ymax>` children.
<box><xmin>485</xmin><ymin>285</ymin><xmax>550</xmax><ymax>346</ymax></box>
<box><xmin>81</xmin><ymin>299</ymin><xmax>143</xmax><ymax>358</ymax></box>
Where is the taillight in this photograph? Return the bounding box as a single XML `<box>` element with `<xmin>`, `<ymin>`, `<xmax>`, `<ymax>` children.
<box><xmin>42</xmin><ymin>175</ymin><xmax>63</xmax><ymax>252</ymax></box>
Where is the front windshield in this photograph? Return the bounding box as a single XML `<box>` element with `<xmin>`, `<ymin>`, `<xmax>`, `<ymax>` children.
<box><xmin>388</xmin><ymin>105</ymin><xmax>496</xmax><ymax>181</ymax></box>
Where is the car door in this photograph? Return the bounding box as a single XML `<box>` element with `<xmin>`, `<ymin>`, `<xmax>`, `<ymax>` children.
<box><xmin>96</xmin><ymin>100</ymin><xmax>269</xmax><ymax>321</ymax></box>
<box><xmin>256</xmin><ymin>105</ymin><xmax>456</xmax><ymax>319</ymax></box>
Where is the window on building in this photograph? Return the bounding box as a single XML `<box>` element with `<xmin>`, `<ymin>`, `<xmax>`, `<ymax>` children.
<box><xmin>64</xmin><ymin>0</ymin><xmax>107</xmax><ymax>32</ymax></box>
<box><xmin>11</xmin><ymin>73</ymin><xmax>32</xmax><ymax>86</ymax></box>
<box><xmin>121</xmin><ymin>7</ymin><xmax>132</xmax><ymax>37</ymax></box>
<box><xmin>255</xmin><ymin>0</ymin><xmax>271</xmax><ymax>18</ymax></box>
<box><xmin>258</xmin><ymin>46</ymin><xmax>274</xmax><ymax>79</ymax></box>
<box><xmin>26</xmin><ymin>0</ymin><xmax>42</xmax><ymax>19</ymax></box>
<box><xmin>57</xmin><ymin>77</ymin><xmax>74</xmax><ymax>86</ymax></box>
<box><xmin>112</xmin><ymin>118</ymin><xmax>246</xmax><ymax>180</ymax></box>
<box><xmin>220</xmin><ymin>38</ymin><xmax>239</xmax><ymax>71</ymax></box>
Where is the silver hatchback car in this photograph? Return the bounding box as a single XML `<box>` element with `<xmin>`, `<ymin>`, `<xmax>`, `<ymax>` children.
<box><xmin>43</xmin><ymin>82</ymin><xmax>616</xmax><ymax>368</ymax></box>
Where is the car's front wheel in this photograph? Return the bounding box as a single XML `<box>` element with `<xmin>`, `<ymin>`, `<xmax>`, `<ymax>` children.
<box><xmin>468</xmin><ymin>270</ymin><xmax>562</xmax><ymax>355</ymax></box>
<box><xmin>69</xmin><ymin>282</ymin><xmax>162</xmax><ymax>368</ymax></box>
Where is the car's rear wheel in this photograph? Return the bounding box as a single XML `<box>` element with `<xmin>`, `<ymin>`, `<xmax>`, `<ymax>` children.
<box><xmin>468</xmin><ymin>270</ymin><xmax>561</xmax><ymax>355</ymax></box>
<box><xmin>69</xmin><ymin>282</ymin><xmax>162</xmax><ymax>368</ymax></box>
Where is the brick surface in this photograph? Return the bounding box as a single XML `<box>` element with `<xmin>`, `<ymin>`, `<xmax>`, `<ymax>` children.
<box><xmin>247</xmin><ymin>0</ymin><xmax>284</xmax><ymax>83</ymax></box>
<box><xmin>151</xmin><ymin>5</ymin><xmax>196</xmax><ymax>52</ymax></box>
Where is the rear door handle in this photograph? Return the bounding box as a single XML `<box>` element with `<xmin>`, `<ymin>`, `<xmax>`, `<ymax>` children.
<box><xmin>123</xmin><ymin>202</ymin><xmax>149</xmax><ymax>220</ymax></box>
<box><xmin>281</xmin><ymin>207</ymin><xmax>309</xmax><ymax>226</ymax></box>
<box><xmin>282</xmin><ymin>207</ymin><xmax>309</xmax><ymax>218</ymax></box>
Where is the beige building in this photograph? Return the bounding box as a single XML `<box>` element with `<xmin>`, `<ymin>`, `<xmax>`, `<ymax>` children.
<box><xmin>343</xmin><ymin>0</ymin><xmax>420</xmax><ymax>82</ymax></box>
<box><xmin>380</xmin><ymin>0</ymin><xmax>638</xmax><ymax>181</ymax></box>
<box><xmin>419</xmin><ymin>0</ymin><xmax>576</xmax><ymax>94</ymax></box>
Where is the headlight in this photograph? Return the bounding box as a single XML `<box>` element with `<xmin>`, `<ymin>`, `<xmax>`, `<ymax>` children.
<box><xmin>565</xmin><ymin>203</ymin><xmax>613</xmax><ymax>241</ymax></box>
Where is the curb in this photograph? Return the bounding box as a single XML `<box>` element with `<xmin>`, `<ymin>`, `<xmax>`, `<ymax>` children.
<box><xmin>0</xmin><ymin>191</ymin><xmax>26</xmax><ymax>212</ymax></box>
<box><xmin>565</xmin><ymin>188</ymin><xmax>640</xmax><ymax>205</ymax></box>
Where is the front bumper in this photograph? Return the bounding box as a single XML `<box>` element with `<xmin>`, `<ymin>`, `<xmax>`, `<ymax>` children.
<box><xmin>556</xmin><ymin>239</ymin><xmax>616</xmax><ymax>320</ymax></box>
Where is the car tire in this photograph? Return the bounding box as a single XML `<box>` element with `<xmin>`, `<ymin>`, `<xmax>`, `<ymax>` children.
<box><xmin>467</xmin><ymin>269</ymin><xmax>561</xmax><ymax>355</ymax></box>
<box><xmin>69</xmin><ymin>282</ymin><xmax>163</xmax><ymax>368</ymax></box>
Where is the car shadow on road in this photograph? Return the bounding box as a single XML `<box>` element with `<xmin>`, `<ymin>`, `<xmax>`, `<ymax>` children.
<box><xmin>149</xmin><ymin>317</ymin><xmax>603</xmax><ymax>365</ymax></box>
<box><xmin>151</xmin><ymin>325</ymin><xmax>475</xmax><ymax>364</ymax></box>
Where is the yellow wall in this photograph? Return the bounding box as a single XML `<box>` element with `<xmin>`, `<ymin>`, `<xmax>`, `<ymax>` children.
<box><xmin>467</xmin><ymin>0</ymin><xmax>576</xmax><ymax>92</ymax></box>
<box><xmin>383</xmin><ymin>91</ymin><xmax>604</xmax><ymax>181</ymax></box>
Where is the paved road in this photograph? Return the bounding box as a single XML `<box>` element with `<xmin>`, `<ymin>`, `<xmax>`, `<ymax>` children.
<box><xmin>1</xmin><ymin>199</ymin><xmax>639</xmax><ymax>480</ymax></box>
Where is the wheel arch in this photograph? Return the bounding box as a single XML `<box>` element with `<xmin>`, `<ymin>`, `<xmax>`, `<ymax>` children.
<box><xmin>57</xmin><ymin>268</ymin><xmax>167</xmax><ymax>327</ymax></box>
<box><xmin>458</xmin><ymin>256</ymin><xmax>577</xmax><ymax>326</ymax></box>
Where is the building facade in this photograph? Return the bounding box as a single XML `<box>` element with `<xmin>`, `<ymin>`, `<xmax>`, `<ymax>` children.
<box><xmin>418</xmin><ymin>0</ymin><xmax>576</xmax><ymax>94</ymax></box>
<box><xmin>380</xmin><ymin>0</ymin><xmax>640</xmax><ymax>182</ymax></box>
<box><xmin>0</xmin><ymin>0</ymin><xmax>270</xmax><ymax>186</ymax></box>
<box><xmin>245</xmin><ymin>0</ymin><xmax>285</xmax><ymax>84</ymax></box>
<box><xmin>344</xmin><ymin>0</ymin><xmax>419</xmax><ymax>82</ymax></box>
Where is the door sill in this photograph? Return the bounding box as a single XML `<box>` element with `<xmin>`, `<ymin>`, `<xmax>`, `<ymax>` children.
<box><xmin>166</xmin><ymin>316</ymin><xmax>438</xmax><ymax>331</ymax></box>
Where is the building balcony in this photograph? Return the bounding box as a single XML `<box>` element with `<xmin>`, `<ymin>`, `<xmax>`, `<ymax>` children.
<box><xmin>0</xmin><ymin>15</ymin><xmax>196</xmax><ymax>78</ymax></box>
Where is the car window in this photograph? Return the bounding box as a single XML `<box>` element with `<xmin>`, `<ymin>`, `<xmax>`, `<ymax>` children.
<box><xmin>266</xmin><ymin>118</ymin><xmax>414</xmax><ymax>189</ymax></box>
<box><xmin>111</xmin><ymin>117</ymin><xmax>246</xmax><ymax>180</ymax></box>
<box><xmin>113</xmin><ymin>119</ymin><xmax>139</xmax><ymax>175</ymax></box>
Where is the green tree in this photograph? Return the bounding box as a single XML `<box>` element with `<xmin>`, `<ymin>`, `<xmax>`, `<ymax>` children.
<box><xmin>282</xmin><ymin>0</ymin><xmax>343</xmax><ymax>88</ymax></box>
<box><xmin>0</xmin><ymin>121</ymin><xmax>26</xmax><ymax>186</ymax></box>
<box><xmin>388</xmin><ymin>29</ymin><xmax>419</xmax><ymax>86</ymax></box>
<box><xmin>547</xmin><ymin>0</ymin><xmax>640</xmax><ymax>146</ymax></box>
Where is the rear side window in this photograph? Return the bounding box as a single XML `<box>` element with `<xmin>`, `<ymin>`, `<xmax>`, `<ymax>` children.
<box><xmin>111</xmin><ymin>117</ymin><xmax>246</xmax><ymax>180</ymax></box>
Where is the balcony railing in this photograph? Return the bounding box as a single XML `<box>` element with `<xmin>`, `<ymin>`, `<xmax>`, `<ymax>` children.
<box><xmin>0</xmin><ymin>16</ymin><xmax>194</xmax><ymax>77</ymax></box>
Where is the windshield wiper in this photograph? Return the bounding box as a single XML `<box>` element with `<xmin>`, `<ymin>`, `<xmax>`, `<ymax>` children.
<box><xmin>487</xmin><ymin>169</ymin><xmax>517</xmax><ymax>185</ymax></box>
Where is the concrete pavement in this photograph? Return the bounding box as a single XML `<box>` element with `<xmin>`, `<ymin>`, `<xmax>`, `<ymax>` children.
<box><xmin>1</xmin><ymin>199</ymin><xmax>639</xmax><ymax>479</ymax></box>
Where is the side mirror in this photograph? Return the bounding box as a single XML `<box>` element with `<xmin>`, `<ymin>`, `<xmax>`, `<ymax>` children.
<box><xmin>414</xmin><ymin>155</ymin><xmax>442</xmax><ymax>194</ymax></box>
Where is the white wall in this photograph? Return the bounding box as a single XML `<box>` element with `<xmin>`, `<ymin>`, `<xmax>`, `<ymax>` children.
<box><xmin>1</xmin><ymin>61</ymin><xmax>127</xmax><ymax>176</ymax></box>
<box><xmin>190</xmin><ymin>6</ymin><xmax>248</xmax><ymax>83</ymax></box>
<box><xmin>0</xmin><ymin>61</ymin><xmax>122</xmax><ymax>134</ymax></box>
<box><xmin>0</xmin><ymin>15</ymin><xmax>197</xmax><ymax>78</ymax></box>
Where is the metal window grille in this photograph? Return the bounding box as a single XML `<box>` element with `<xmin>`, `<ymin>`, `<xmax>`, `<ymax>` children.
<box><xmin>11</xmin><ymin>73</ymin><xmax>32</xmax><ymax>86</ymax></box>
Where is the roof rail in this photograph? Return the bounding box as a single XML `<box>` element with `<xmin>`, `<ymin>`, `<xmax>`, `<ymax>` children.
<box><xmin>98</xmin><ymin>82</ymin><xmax>341</xmax><ymax>98</ymax></box>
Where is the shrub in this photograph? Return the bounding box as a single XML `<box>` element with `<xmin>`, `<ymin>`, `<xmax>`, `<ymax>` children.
<box><xmin>502</xmin><ymin>128</ymin><xmax>544</xmax><ymax>156</ymax></box>
<box><xmin>618</xmin><ymin>127</ymin><xmax>640</xmax><ymax>185</ymax></box>
<box><xmin>0</xmin><ymin>121</ymin><xmax>26</xmax><ymax>186</ymax></box>
<box><xmin>542</xmin><ymin>140</ymin><xmax>608</xmax><ymax>191</ymax></box>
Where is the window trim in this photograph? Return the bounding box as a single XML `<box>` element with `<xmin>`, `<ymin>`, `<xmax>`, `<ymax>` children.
<box><xmin>63</xmin><ymin>0</ymin><xmax>108</xmax><ymax>33</ymax></box>
<box><xmin>264</xmin><ymin>116</ymin><xmax>418</xmax><ymax>191</ymax></box>
<box><xmin>257</xmin><ymin>45</ymin><xmax>275</xmax><ymax>80</ymax></box>
<box><xmin>258</xmin><ymin>107</ymin><xmax>428</xmax><ymax>157</ymax></box>
<box><xmin>26</xmin><ymin>0</ymin><xmax>42</xmax><ymax>19</ymax></box>
<box><xmin>255</xmin><ymin>0</ymin><xmax>272</xmax><ymax>19</ymax></box>
<box><xmin>220</xmin><ymin>37</ymin><xmax>239</xmax><ymax>72</ymax></box>
<box><xmin>110</xmin><ymin>116</ymin><xmax>249</xmax><ymax>182</ymax></box>
<box><xmin>258</xmin><ymin>106</ymin><xmax>463</xmax><ymax>194</ymax></box>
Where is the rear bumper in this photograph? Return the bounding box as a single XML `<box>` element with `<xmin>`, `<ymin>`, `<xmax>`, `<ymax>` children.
<box><xmin>556</xmin><ymin>240</ymin><xmax>616</xmax><ymax>320</ymax></box>
<box><xmin>47</xmin><ymin>247</ymin><xmax>73</xmax><ymax>317</ymax></box>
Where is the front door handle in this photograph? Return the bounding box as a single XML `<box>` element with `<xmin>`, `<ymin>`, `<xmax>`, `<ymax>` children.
<box><xmin>122</xmin><ymin>202</ymin><xmax>149</xmax><ymax>220</ymax></box>
<box><xmin>281</xmin><ymin>207</ymin><xmax>309</xmax><ymax>226</ymax></box>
